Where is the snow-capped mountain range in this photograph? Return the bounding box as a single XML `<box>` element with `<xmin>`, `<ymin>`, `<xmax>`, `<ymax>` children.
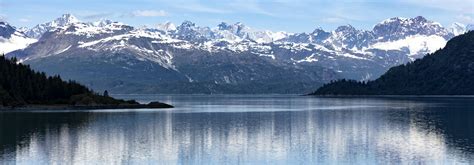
<box><xmin>25</xmin><ymin>14</ymin><xmax>80</xmax><ymax>39</ymax></box>
<box><xmin>1</xmin><ymin>14</ymin><xmax>473</xmax><ymax>93</ymax></box>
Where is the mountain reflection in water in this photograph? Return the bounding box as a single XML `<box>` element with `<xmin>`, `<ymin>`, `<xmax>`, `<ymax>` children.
<box><xmin>0</xmin><ymin>95</ymin><xmax>473</xmax><ymax>164</ymax></box>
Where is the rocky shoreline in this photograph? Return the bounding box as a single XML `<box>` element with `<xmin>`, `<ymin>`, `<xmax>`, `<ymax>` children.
<box><xmin>0</xmin><ymin>102</ymin><xmax>173</xmax><ymax>111</ymax></box>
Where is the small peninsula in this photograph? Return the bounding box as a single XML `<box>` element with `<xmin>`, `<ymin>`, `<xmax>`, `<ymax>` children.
<box><xmin>0</xmin><ymin>55</ymin><xmax>172</xmax><ymax>110</ymax></box>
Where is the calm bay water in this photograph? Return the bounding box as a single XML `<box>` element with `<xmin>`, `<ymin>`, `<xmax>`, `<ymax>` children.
<box><xmin>1</xmin><ymin>95</ymin><xmax>473</xmax><ymax>164</ymax></box>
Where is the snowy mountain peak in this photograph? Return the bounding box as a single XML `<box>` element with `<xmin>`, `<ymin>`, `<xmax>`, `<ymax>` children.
<box><xmin>62</xmin><ymin>21</ymin><xmax>133</xmax><ymax>37</ymax></box>
<box><xmin>450</xmin><ymin>22</ymin><xmax>467</xmax><ymax>36</ymax></box>
<box><xmin>413</xmin><ymin>16</ymin><xmax>428</xmax><ymax>22</ymax></box>
<box><xmin>218</xmin><ymin>22</ymin><xmax>245</xmax><ymax>29</ymax></box>
<box><xmin>335</xmin><ymin>25</ymin><xmax>356</xmax><ymax>33</ymax></box>
<box><xmin>452</xmin><ymin>22</ymin><xmax>465</xmax><ymax>27</ymax></box>
<box><xmin>310</xmin><ymin>30</ymin><xmax>330</xmax><ymax>43</ymax></box>
<box><xmin>17</xmin><ymin>27</ymin><xmax>29</xmax><ymax>34</ymax></box>
<box><xmin>25</xmin><ymin>13</ymin><xmax>133</xmax><ymax>39</ymax></box>
<box><xmin>217</xmin><ymin>22</ymin><xmax>232</xmax><ymax>30</ymax></box>
<box><xmin>156</xmin><ymin>21</ymin><xmax>176</xmax><ymax>31</ymax></box>
<box><xmin>175</xmin><ymin>21</ymin><xmax>214</xmax><ymax>42</ymax></box>
<box><xmin>312</xmin><ymin>27</ymin><xmax>325</xmax><ymax>33</ymax></box>
<box><xmin>449</xmin><ymin>22</ymin><xmax>474</xmax><ymax>36</ymax></box>
<box><xmin>179</xmin><ymin>21</ymin><xmax>196</xmax><ymax>28</ymax></box>
<box><xmin>93</xmin><ymin>19</ymin><xmax>114</xmax><ymax>27</ymax></box>
<box><xmin>381</xmin><ymin>17</ymin><xmax>408</xmax><ymax>24</ymax></box>
<box><xmin>0</xmin><ymin>21</ymin><xmax>9</xmax><ymax>27</ymax></box>
<box><xmin>467</xmin><ymin>24</ymin><xmax>474</xmax><ymax>31</ymax></box>
<box><xmin>0</xmin><ymin>22</ymin><xmax>16</xmax><ymax>38</ymax></box>
<box><xmin>26</xmin><ymin>13</ymin><xmax>80</xmax><ymax>38</ymax></box>
<box><xmin>217</xmin><ymin>22</ymin><xmax>249</xmax><ymax>37</ymax></box>
<box><xmin>373</xmin><ymin>16</ymin><xmax>451</xmax><ymax>41</ymax></box>
<box><xmin>380</xmin><ymin>16</ymin><xmax>429</xmax><ymax>25</ymax></box>
<box><xmin>376</xmin><ymin>16</ymin><xmax>439</xmax><ymax>28</ymax></box>
<box><xmin>54</xmin><ymin>14</ymin><xmax>80</xmax><ymax>26</ymax></box>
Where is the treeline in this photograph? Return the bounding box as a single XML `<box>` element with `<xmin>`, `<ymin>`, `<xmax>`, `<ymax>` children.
<box><xmin>0</xmin><ymin>55</ymin><xmax>136</xmax><ymax>106</ymax></box>
<box><xmin>311</xmin><ymin>31</ymin><xmax>474</xmax><ymax>95</ymax></box>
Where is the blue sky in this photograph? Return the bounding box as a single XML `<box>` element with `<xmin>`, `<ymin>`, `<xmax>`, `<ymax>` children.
<box><xmin>1</xmin><ymin>0</ymin><xmax>473</xmax><ymax>32</ymax></box>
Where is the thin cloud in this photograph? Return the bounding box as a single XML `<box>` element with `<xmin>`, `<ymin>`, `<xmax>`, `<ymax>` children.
<box><xmin>18</xmin><ymin>18</ymin><xmax>30</xmax><ymax>22</ymax></box>
<box><xmin>321</xmin><ymin>17</ymin><xmax>346</xmax><ymax>23</ymax></box>
<box><xmin>172</xmin><ymin>0</ymin><xmax>274</xmax><ymax>16</ymax></box>
<box><xmin>175</xmin><ymin>3</ymin><xmax>230</xmax><ymax>14</ymax></box>
<box><xmin>132</xmin><ymin>10</ymin><xmax>168</xmax><ymax>17</ymax></box>
<box><xmin>401</xmin><ymin>0</ymin><xmax>474</xmax><ymax>14</ymax></box>
<box><xmin>456</xmin><ymin>14</ymin><xmax>474</xmax><ymax>24</ymax></box>
<box><xmin>81</xmin><ymin>12</ymin><xmax>115</xmax><ymax>20</ymax></box>
<box><xmin>227</xmin><ymin>0</ymin><xmax>275</xmax><ymax>16</ymax></box>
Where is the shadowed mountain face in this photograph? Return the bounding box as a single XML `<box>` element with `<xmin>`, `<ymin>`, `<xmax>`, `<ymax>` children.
<box><xmin>0</xmin><ymin>22</ymin><xmax>17</xmax><ymax>39</ymax></box>
<box><xmin>24</xmin><ymin>49</ymin><xmax>336</xmax><ymax>94</ymax></box>
<box><xmin>312</xmin><ymin>31</ymin><xmax>474</xmax><ymax>95</ymax></box>
<box><xmin>3</xmin><ymin>14</ymin><xmax>472</xmax><ymax>94</ymax></box>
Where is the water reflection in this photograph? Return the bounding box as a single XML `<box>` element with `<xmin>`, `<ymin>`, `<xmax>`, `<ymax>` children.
<box><xmin>0</xmin><ymin>96</ymin><xmax>473</xmax><ymax>164</ymax></box>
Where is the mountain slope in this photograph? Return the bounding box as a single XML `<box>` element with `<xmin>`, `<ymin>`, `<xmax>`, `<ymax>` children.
<box><xmin>311</xmin><ymin>31</ymin><xmax>474</xmax><ymax>95</ymax></box>
<box><xmin>449</xmin><ymin>22</ymin><xmax>474</xmax><ymax>36</ymax></box>
<box><xmin>7</xmin><ymin>16</ymin><xmax>339</xmax><ymax>94</ymax></box>
<box><xmin>5</xmin><ymin>14</ymin><xmax>466</xmax><ymax>94</ymax></box>
<box><xmin>0</xmin><ymin>22</ymin><xmax>37</xmax><ymax>54</ymax></box>
<box><xmin>21</xmin><ymin>42</ymin><xmax>337</xmax><ymax>94</ymax></box>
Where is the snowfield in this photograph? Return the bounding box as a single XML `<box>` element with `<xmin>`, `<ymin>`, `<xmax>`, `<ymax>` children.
<box><xmin>0</xmin><ymin>32</ymin><xmax>37</xmax><ymax>54</ymax></box>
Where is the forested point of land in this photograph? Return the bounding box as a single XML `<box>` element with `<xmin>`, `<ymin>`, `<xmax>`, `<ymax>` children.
<box><xmin>311</xmin><ymin>31</ymin><xmax>474</xmax><ymax>95</ymax></box>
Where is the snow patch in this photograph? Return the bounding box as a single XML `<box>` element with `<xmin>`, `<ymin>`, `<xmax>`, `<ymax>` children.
<box><xmin>0</xmin><ymin>32</ymin><xmax>37</xmax><ymax>54</ymax></box>
<box><xmin>370</xmin><ymin>35</ymin><xmax>447</xmax><ymax>56</ymax></box>
<box><xmin>295</xmin><ymin>54</ymin><xmax>318</xmax><ymax>63</ymax></box>
<box><xmin>254</xmin><ymin>53</ymin><xmax>275</xmax><ymax>60</ymax></box>
<box><xmin>55</xmin><ymin>45</ymin><xmax>71</xmax><ymax>54</ymax></box>
<box><xmin>335</xmin><ymin>52</ymin><xmax>367</xmax><ymax>60</ymax></box>
<box><xmin>65</xmin><ymin>22</ymin><xmax>130</xmax><ymax>37</ymax></box>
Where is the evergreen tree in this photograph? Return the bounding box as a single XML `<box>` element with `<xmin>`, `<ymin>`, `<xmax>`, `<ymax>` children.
<box><xmin>103</xmin><ymin>90</ymin><xmax>109</xmax><ymax>97</ymax></box>
<box><xmin>0</xmin><ymin>55</ymin><xmax>136</xmax><ymax>106</ymax></box>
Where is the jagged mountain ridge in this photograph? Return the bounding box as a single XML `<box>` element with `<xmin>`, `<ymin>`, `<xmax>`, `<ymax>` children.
<box><xmin>25</xmin><ymin>14</ymin><xmax>80</xmax><ymax>39</ymax></box>
<box><xmin>2</xmin><ymin>14</ymin><xmax>473</xmax><ymax>93</ymax></box>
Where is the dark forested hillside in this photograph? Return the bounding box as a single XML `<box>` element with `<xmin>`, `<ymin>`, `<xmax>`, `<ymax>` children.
<box><xmin>0</xmin><ymin>55</ymin><xmax>138</xmax><ymax>106</ymax></box>
<box><xmin>311</xmin><ymin>31</ymin><xmax>474</xmax><ymax>95</ymax></box>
